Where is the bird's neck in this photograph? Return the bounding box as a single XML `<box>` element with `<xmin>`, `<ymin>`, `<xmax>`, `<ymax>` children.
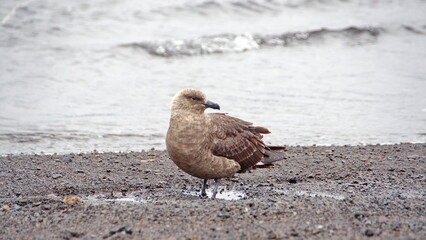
<box><xmin>170</xmin><ymin>109</ymin><xmax>206</xmax><ymax>120</ymax></box>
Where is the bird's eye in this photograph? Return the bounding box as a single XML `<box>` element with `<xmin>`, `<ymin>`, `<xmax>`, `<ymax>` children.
<box><xmin>191</xmin><ymin>97</ymin><xmax>200</xmax><ymax>101</ymax></box>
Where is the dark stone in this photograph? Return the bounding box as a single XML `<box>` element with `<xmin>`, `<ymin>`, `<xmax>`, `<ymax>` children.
<box><xmin>217</xmin><ymin>214</ymin><xmax>230</xmax><ymax>219</ymax></box>
<box><xmin>105</xmin><ymin>226</ymin><xmax>132</xmax><ymax>238</ymax></box>
<box><xmin>365</xmin><ymin>229</ymin><xmax>374</xmax><ymax>237</ymax></box>
<box><xmin>41</xmin><ymin>205</ymin><xmax>51</xmax><ymax>210</ymax></box>
<box><xmin>354</xmin><ymin>213</ymin><xmax>364</xmax><ymax>220</ymax></box>
<box><xmin>289</xmin><ymin>177</ymin><xmax>297</xmax><ymax>184</ymax></box>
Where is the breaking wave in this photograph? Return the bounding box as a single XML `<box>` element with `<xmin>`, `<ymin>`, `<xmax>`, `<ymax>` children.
<box><xmin>123</xmin><ymin>26</ymin><xmax>381</xmax><ymax>57</ymax></box>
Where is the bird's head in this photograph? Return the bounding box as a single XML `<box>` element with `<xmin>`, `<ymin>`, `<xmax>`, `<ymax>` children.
<box><xmin>171</xmin><ymin>88</ymin><xmax>220</xmax><ymax>114</ymax></box>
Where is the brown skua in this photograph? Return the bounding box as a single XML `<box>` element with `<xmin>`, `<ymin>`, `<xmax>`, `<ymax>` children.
<box><xmin>166</xmin><ymin>88</ymin><xmax>287</xmax><ymax>198</ymax></box>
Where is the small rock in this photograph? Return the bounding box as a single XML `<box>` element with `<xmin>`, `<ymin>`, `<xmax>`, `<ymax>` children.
<box><xmin>365</xmin><ymin>229</ymin><xmax>374</xmax><ymax>237</ymax></box>
<box><xmin>354</xmin><ymin>213</ymin><xmax>364</xmax><ymax>220</ymax></box>
<box><xmin>144</xmin><ymin>169</ymin><xmax>152</xmax><ymax>173</ymax></box>
<box><xmin>267</xmin><ymin>231</ymin><xmax>278</xmax><ymax>239</ymax></box>
<box><xmin>41</xmin><ymin>205</ymin><xmax>51</xmax><ymax>210</ymax></box>
<box><xmin>289</xmin><ymin>177</ymin><xmax>297</xmax><ymax>184</ymax></box>
<box><xmin>64</xmin><ymin>230</ymin><xmax>85</xmax><ymax>238</ymax></box>
<box><xmin>62</xmin><ymin>156</ymin><xmax>72</xmax><ymax>163</ymax></box>
<box><xmin>74</xmin><ymin>169</ymin><xmax>85</xmax><ymax>173</ymax></box>
<box><xmin>47</xmin><ymin>194</ymin><xmax>61</xmax><ymax>200</ymax></box>
<box><xmin>217</xmin><ymin>214</ymin><xmax>230</xmax><ymax>219</ymax></box>
<box><xmin>290</xmin><ymin>231</ymin><xmax>299</xmax><ymax>237</ymax></box>
<box><xmin>63</xmin><ymin>196</ymin><xmax>83</xmax><ymax>204</ymax></box>
<box><xmin>106</xmin><ymin>226</ymin><xmax>133</xmax><ymax>238</ymax></box>
<box><xmin>52</xmin><ymin>174</ymin><xmax>63</xmax><ymax>179</ymax></box>
<box><xmin>230</xmin><ymin>178</ymin><xmax>239</xmax><ymax>182</ymax></box>
<box><xmin>2</xmin><ymin>205</ymin><xmax>10</xmax><ymax>212</ymax></box>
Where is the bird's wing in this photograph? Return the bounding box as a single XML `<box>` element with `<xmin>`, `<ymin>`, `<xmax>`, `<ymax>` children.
<box><xmin>208</xmin><ymin>113</ymin><xmax>270</xmax><ymax>172</ymax></box>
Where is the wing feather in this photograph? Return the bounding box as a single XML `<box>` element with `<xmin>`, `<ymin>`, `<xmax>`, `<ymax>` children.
<box><xmin>209</xmin><ymin>113</ymin><xmax>270</xmax><ymax>172</ymax></box>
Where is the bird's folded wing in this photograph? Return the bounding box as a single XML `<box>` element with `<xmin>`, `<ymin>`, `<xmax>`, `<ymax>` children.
<box><xmin>208</xmin><ymin>113</ymin><xmax>270</xmax><ymax>172</ymax></box>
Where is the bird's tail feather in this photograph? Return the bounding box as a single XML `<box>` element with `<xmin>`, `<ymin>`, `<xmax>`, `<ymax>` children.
<box><xmin>267</xmin><ymin>146</ymin><xmax>287</xmax><ymax>151</ymax></box>
<box><xmin>258</xmin><ymin>149</ymin><xmax>288</xmax><ymax>166</ymax></box>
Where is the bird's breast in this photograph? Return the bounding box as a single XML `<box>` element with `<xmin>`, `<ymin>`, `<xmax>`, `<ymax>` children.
<box><xmin>167</xmin><ymin>117</ymin><xmax>209</xmax><ymax>156</ymax></box>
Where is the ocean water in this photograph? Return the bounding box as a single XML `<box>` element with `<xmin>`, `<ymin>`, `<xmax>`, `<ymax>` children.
<box><xmin>0</xmin><ymin>0</ymin><xmax>425</xmax><ymax>154</ymax></box>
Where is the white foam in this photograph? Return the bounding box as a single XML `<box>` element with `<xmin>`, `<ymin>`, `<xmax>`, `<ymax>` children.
<box><xmin>183</xmin><ymin>189</ymin><xmax>246</xmax><ymax>200</ymax></box>
<box><xmin>276</xmin><ymin>189</ymin><xmax>346</xmax><ymax>201</ymax></box>
<box><xmin>84</xmin><ymin>193</ymin><xmax>147</xmax><ymax>205</ymax></box>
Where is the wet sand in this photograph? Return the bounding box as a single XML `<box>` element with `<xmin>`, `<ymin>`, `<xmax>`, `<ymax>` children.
<box><xmin>1</xmin><ymin>143</ymin><xmax>425</xmax><ymax>239</ymax></box>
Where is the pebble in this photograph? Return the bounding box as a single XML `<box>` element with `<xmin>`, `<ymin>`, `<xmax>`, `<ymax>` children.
<box><xmin>289</xmin><ymin>177</ymin><xmax>297</xmax><ymax>184</ymax></box>
<box><xmin>52</xmin><ymin>174</ymin><xmax>63</xmax><ymax>179</ymax></box>
<box><xmin>217</xmin><ymin>214</ymin><xmax>230</xmax><ymax>219</ymax></box>
<box><xmin>41</xmin><ymin>205</ymin><xmax>51</xmax><ymax>210</ymax></box>
<box><xmin>267</xmin><ymin>231</ymin><xmax>278</xmax><ymax>239</ymax></box>
<box><xmin>2</xmin><ymin>205</ymin><xmax>10</xmax><ymax>212</ymax></box>
<box><xmin>354</xmin><ymin>213</ymin><xmax>364</xmax><ymax>220</ymax></box>
<box><xmin>110</xmin><ymin>226</ymin><xmax>132</xmax><ymax>235</ymax></box>
<box><xmin>62</xmin><ymin>156</ymin><xmax>72</xmax><ymax>163</ymax></box>
<box><xmin>365</xmin><ymin>229</ymin><xmax>374</xmax><ymax>237</ymax></box>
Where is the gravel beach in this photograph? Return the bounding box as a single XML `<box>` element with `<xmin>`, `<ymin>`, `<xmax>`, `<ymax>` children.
<box><xmin>1</xmin><ymin>143</ymin><xmax>425</xmax><ymax>239</ymax></box>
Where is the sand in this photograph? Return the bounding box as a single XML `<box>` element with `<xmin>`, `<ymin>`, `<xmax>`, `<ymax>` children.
<box><xmin>0</xmin><ymin>143</ymin><xmax>425</xmax><ymax>239</ymax></box>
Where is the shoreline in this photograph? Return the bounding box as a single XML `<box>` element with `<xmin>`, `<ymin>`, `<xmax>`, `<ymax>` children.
<box><xmin>1</xmin><ymin>143</ymin><xmax>425</xmax><ymax>239</ymax></box>
<box><xmin>2</xmin><ymin>141</ymin><xmax>424</xmax><ymax>157</ymax></box>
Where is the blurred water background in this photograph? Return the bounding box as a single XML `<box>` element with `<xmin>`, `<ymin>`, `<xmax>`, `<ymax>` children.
<box><xmin>0</xmin><ymin>0</ymin><xmax>425</xmax><ymax>154</ymax></box>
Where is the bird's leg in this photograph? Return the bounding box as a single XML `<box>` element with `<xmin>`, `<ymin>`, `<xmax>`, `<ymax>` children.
<box><xmin>211</xmin><ymin>178</ymin><xmax>220</xmax><ymax>199</ymax></box>
<box><xmin>200</xmin><ymin>179</ymin><xmax>208</xmax><ymax>198</ymax></box>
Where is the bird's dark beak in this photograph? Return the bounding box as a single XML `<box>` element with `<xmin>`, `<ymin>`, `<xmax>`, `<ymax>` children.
<box><xmin>204</xmin><ymin>100</ymin><xmax>220</xmax><ymax>110</ymax></box>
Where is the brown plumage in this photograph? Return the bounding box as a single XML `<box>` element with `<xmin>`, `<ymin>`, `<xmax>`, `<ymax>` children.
<box><xmin>166</xmin><ymin>88</ymin><xmax>287</xmax><ymax>198</ymax></box>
